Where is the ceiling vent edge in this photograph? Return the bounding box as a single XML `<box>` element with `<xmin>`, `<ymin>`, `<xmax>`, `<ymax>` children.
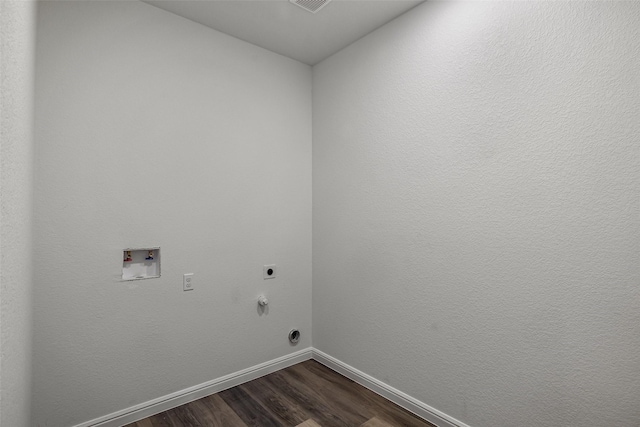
<box><xmin>289</xmin><ymin>0</ymin><xmax>332</xmax><ymax>14</ymax></box>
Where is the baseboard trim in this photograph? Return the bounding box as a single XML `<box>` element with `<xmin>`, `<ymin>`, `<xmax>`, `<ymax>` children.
<box><xmin>312</xmin><ymin>349</ymin><xmax>471</xmax><ymax>427</ymax></box>
<box><xmin>76</xmin><ymin>347</ymin><xmax>467</xmax><ymax>427</ymax></box>
<box><xmin>74</xmin><ymin>348</ymin><xmax>313</xmax><ymax>427</ymax></box>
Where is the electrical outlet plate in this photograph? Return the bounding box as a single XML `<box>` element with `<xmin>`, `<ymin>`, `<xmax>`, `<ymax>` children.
<box><xmin>183</xmin><ymin>273</ymin><xmax>194</xmax><ymax>291</ymax></box>
<box><xmin>263</xmin><ymin>265</ymin><xmax>276</xmax><ymax>280</ymax></box>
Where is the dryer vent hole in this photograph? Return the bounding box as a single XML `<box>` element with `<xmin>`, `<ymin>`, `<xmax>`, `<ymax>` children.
<box><xmin>289</xmin><ymin>329</ymin><xmax>300</xmax><ymax>344</ymax></box>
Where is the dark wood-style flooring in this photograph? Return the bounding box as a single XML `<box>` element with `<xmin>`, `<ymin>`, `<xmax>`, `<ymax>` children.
<box><xmin>125</xmin><ymin>360</ymin><xmax>435</xmax><ymax>427</ymax></box>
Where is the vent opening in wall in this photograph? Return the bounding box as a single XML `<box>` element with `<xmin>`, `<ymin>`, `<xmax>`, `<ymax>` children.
<box><xmin>289</xmin><ymin>0</ymin><xmax>331</xmax><ymax>14</ymax></box>
<box><xmin>289</xmin><ymin>329</ymin><xmax>300</xmax><ymax>344</ymax></box>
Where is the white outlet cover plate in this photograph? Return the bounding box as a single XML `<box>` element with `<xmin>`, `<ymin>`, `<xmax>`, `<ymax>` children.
<box><xmin>183</xmin><ymin>273</ymin><xmax>194</xmax><ymax>291</ymax></box>
<box><xmin>263</xmin><ymin>265</ymin><xmax>276</xmax><ymax>280</ymax></box>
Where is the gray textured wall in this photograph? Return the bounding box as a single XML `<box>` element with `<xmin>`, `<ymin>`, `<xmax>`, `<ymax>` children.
<box><xmin>313</xmin><ymin>2</ymin><xmax>640</xmax><ymax>426</ymax></box>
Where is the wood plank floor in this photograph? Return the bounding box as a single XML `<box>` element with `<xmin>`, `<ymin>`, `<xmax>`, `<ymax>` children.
<box><xmin>125</xmin><ymin>360</ymin><xmax>435</xmax><ymax>427</ymax></box>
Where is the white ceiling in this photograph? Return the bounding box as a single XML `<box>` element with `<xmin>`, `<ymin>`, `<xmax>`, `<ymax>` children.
<box><xmin>142</xmin><ymin>0</ymin><xmax>425</xmax><ymax>65</ymax></box>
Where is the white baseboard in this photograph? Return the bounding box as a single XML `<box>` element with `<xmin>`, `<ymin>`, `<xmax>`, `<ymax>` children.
<box><xmin>75</xmin><ymin>347</ymin><xmax>468</xmax><ymax>427</ymax></box>
<box><xmin>312</xmin><ymin>349</ymin><xmax>470</xmax><ymax>427</ymax></box>
<box><xmin>74</xmin><ymin>348</ymin><xmax>313</xmax><ymax>427</ymax></box>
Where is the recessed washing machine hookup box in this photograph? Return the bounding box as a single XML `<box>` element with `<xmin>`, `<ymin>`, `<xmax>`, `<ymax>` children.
<box><xmin>122</xmin><ymin>248</ymin><xmax>160</xmax><ymax>281</ymax></box>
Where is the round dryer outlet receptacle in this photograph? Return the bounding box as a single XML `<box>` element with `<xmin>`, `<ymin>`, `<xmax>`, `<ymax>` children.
<box><xmin>263</xmin><ymin>265</ymin><xmax>276</xmax><ymax>279</ymax></box>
